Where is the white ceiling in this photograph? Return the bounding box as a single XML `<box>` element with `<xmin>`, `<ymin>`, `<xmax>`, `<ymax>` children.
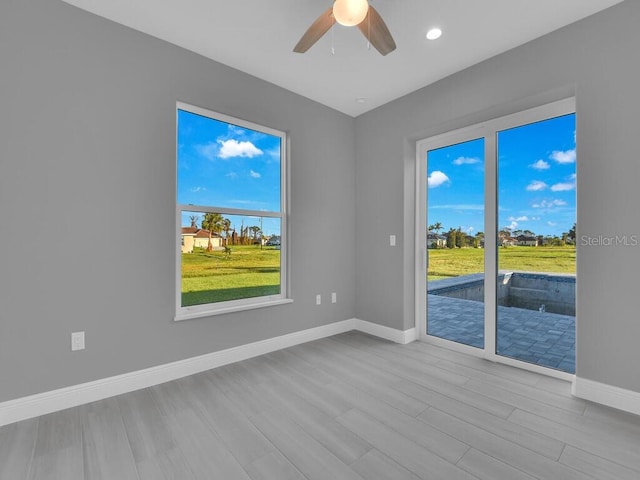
<box><xmin>62</xmin><ymin>0</ymin><xmax>623</xmax><ymax>117</ymax></box>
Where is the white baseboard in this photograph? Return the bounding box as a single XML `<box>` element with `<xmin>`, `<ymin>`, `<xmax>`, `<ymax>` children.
<box><xmin>572</xmin><ymin>377</ymin><xmax>640</xmax><ymax>416</ymax></box>
<box><xmin>0</xmin><ymin>318</ymin><xmax>414</xmax><ymax>427</ymax></box>
<box><xmin>352</xmin><ymin>319</ymin><xmax>417</xmax><ymax>344</ymax></box>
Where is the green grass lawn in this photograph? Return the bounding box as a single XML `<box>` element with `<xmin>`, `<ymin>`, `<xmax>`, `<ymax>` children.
<box><xmin>181</xmin><ymin>245</ymin><xmax>280</xmax><ymax>306</ymax></box>
<box><xmin>182</xmin><ymin>245</ymin><xmax>575</xmax><ymax>305</ymax></box>
<box><xmin>428</xmin><ymin>246</ymin><xmax>576</xmax><ymax>282</ymax></box>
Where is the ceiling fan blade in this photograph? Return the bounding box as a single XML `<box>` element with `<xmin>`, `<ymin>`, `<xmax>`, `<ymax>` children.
<box><xmin>293</xmin><ymin>7</ymin><xmax>335</xmax><ymax>53</ymax></box>
<box><xmin>357</xmin><ymin>6</ymin><xmax>396</xmax><ymax>56</ymax></box>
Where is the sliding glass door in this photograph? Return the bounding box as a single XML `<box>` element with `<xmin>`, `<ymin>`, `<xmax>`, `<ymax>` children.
<box><xmin>417</xmin><ymin>98</ymin><xmax>576</xmax><ymax>376</ymax></box>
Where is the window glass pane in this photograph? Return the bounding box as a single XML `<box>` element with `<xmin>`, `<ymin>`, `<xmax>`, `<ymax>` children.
<box><xmin>180</xmin><ymin>211</ymin><xmax>281</xmax><ymax>307</ymax></box>
<box><xmin>177</xmin><ymin>109</ymin><xmax>281</xmax><ymax>212</ymax></box>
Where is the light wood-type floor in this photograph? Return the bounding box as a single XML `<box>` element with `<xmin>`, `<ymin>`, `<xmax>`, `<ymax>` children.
<box><xmin>2</xmin><ymin>331</ymin><xmax>639</xmax><ymax>480</ymax></box>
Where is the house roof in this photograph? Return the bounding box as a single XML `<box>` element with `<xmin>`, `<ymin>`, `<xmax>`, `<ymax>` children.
<box><xmin>181</xmin><ymin>227</ymin><xmax>221</xmax><ymax>238</ymax></box>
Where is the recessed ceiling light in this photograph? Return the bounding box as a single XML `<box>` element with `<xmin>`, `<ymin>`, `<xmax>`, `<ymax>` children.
<box><xmin>426</xmin><ymin>28</ymin><xmax>442</xmax><ymax>40</ymax></box>
<box><xmin>356</xmin><ymin>97</ymin><xmax>367</xmax><ymax>104</ymax></box>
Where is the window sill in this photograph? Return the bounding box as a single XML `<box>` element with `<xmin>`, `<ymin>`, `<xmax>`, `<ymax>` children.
<box><xmin>174</xmin><ymin>298</ymin><xmax>294</xmax><ymax>322</ymax></box>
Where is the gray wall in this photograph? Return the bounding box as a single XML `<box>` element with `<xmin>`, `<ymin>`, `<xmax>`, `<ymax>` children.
<box><xmin>354</xmin><ymin>0</ymin><xmax>640</xmax><ymax>393</ymax></box>
<box><xmin>2</xmin><ymin>0</ymin><xmax>638</xmax><ymax>404</ymax></box>
<box><xmin>0</xmin><ymin>0</ymin><xmax>356</xmax><ymax>402</ymax></box>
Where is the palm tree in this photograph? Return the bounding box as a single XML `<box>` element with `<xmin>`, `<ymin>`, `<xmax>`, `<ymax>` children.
<box><xmin>429</xmin><ymin>222</ymin><xmax>443</xmax><ymax>234</ymax></box>
<box><xmin>202</xmin><ymin>213</ymin><xmax>225</xmax><ymax>251</ymax></box>
<box><xmin>222</xmin><ymin>218</ymin><xmax>231</xmax><ymax>245</ymax></box>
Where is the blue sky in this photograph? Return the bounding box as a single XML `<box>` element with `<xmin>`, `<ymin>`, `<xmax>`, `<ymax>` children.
<box><xmin>427</xmin><ymin>114</ymin><xmax>576</xmax><ymax>237</ymax></box>
<box><xmin>177</xmin><ymin>109</ymin><xmax>282</xmax><ymax>235</ymax></box>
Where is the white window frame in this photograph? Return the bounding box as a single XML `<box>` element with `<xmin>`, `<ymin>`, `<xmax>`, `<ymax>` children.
<box><xmin>175</xmin><ymin>102</ymin><xmax>291</xmax><ymax>321</ymax></box>
<box><xmin>415</xmin><ymin>97</ymin><xmax>576</xmax><ymax>380</ymax></box>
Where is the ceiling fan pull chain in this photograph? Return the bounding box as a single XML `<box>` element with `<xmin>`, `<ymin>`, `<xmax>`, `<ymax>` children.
<box><xmin>367</xmin><ymin>8</ymin><xmax>371</xmax><ymax>50</ymax></box>
<box><xmin>331</xmin><ymin>21</ymin><xmax>336</xmax><ymax>55</ymax></box>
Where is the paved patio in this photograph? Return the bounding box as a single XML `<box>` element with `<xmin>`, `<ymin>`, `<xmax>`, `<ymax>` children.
<box><xmin>427</xmin><ymin>294</ymin><xmax>575</xmax><ymax>373</ymax></box>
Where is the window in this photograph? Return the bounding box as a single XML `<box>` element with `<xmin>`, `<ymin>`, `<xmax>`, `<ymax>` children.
<box><xmin>176</xmin><ymin>103</ymin><xmax>289</xmax><ymax>320</ymax></box>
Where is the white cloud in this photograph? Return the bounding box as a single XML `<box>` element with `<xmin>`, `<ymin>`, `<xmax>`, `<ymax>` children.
<box><xmin>550</xmin><ymin>149</ymin><xmax>576</xmax><ymax>164</ymax></box>
<box><xmin>195</xmin><ymin>142</ymin><xmax>218</xmax><ymax>161</ymax></box>
<box><xmin>508</xmin><ymin>221</ymin><xmax>519</xmax><ymax>230</ymax></box>
<box><xmin>530</xmin><ymin>159</ymin><xmax>550</xmax><ymax>170</ymax></box>
<box><xmin>532</xmin><ymin>199</ymin><xmax>567</xmax><ymax>208</ymax></box>
<box><xmin>249</xmin><ymin>170</ymin><xmax>261</xmax><ymax>178</ymax></box>
<box><xmin>266</xmin><ymin>147</ymin><xmax>281</xmax><ymax>160</ymax></box>
<box><xmin>227</xmin><ymin>125</ymin><xmax>246</xmax><ymax>136</ymax></box>
<box><xmin>190</xmin><ymin>186</ymin><xmax>206</xmax><ymax>192</ymax></box>
<box><xmin>452</xmin><ymin>156</ymin><xmax>480</xmax><ymax>165</ymax></box>
<box><xmin>508</xmin><ymin>216</ymin><xmax>529</xmax><ymax>222</ymax></box>
<box><xmin>547</xmin><ymin>221</ymin><xmax>558</xmax><ymax>227</ymax></box>
<box><xmin>526</xmin><ymin>180</ymin><xmax>548</xmax><ymax>191</ymax></box>
<box><xmin>465</xmin><ymin>226</ymin><xmax>475</xmax><ymax>233</ymax></box>
<box><xmin>427</xmin><ymin>171</ymin><xmax>450</xmax><ymax>188</ymax></box>
<box><xmin>550</xmin><ymin>181</ymin><xmax>575</xmax><ymax>192</ymax></box>
<box><xmin>226</xmin><ymin>172</ymin><xmax>238</xmax><ymax>178</ymax></box>
<box><xmin>217</xmin><ymin>139</ymin><xmax>263</xmax><ymax>159</ymax></box>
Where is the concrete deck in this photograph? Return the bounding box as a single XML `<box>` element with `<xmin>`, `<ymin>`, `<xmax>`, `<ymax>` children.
<box><xmin>427</xmin><ymin>294</ymin><xmax>575</xmax><ymax>373</ymax></box>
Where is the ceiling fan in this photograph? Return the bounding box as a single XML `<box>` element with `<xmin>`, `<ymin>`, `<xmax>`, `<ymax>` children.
<box><xmin>293</xmin><ymin>0</ymin><xmax>396</xmax><ymax>56</ymax></box>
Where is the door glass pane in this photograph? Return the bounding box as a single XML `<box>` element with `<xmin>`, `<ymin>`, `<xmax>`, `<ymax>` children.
<box><xmin>427</xmin><ymin>138</ymin><xmax>485</xmax><ymax>348</ymax></box>
<box><xmin>497</xmin><ymin>114</ymin><xmax>576</xmax><ymax>373</ymax></box>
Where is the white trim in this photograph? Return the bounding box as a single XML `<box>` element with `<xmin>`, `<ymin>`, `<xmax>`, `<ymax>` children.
<box><xmin>0</xmin><ymin>318</ymin><xmax>413</xmax><ymax>426</ymax></box>
<box><xmin>352</xmin><ymin>319</ymin><xmax>417</xmax><ymax>344</ymax></box>
<box><xmin>573</xmin><ymin>377</ymin><xmax>640</xmax><ymax>416</ymax></box>
<box><xmin>415</xmin><ymin>98</ymin><xmax>577</xmax><ymax>379</ymax></box>
<box><xmin>175</xmin><ymin>298</ymin><xmax>293</xmax><ymax>321</ymax></box>
<box><xmin>175</xmin><ymin>101</ymin><xmax>289</xmax><ymax>320</ymax></box>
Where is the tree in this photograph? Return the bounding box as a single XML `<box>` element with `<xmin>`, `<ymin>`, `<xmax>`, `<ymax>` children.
<box><xmin>498</xmin><ymin>227</ymin><xmax>512</xmax><ymax>239</ymax></box>
<box><xmin>201</xmin><ymin>213</ymin><xmax>225</xmax><ymax>234</ymax></box>
<box><xmin>568</xmin><ymin>223</ymin><xmax>576</xmax><ymax>243</ymax></box>
<box><xmin>249</xmin><ymin>226</ymin><xmax>261</xmax><ymax>244</ymax></box>
<box><xmin>446</xmin><ymin>228</ymin><xmax>457</xmax><ymax>249</ymax></box>
<box><xmin>189</xmin><ymin>215</ymin><xmax>199</xmax><ymax>228</ymax></box>
<box><xmin>429</xmin><ymin>222</ymin><xmax>443</xmax><ymax>234</ymax></box>
<box><xmin>221</xmin><ymin>218</ymin><xmax>232</xmax><ymax>245</ymax></box>
<box><xmin>201</xmin><ymin>213</ymin><xmax>225</xmax><ymax>251</ymax></box>
<box><xmin>455</xmin><ymin>228</ymin><xmax>465</xmax><ymax>248</ymax></box>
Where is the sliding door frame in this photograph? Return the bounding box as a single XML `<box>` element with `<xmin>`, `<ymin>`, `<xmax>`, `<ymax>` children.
<box><xmin>415</xmin><ymin>97</ymin><xmax>576</xmax><ymax>380</ymax></box>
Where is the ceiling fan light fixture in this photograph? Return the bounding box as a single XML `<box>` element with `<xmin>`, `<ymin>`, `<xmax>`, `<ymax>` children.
<box><xmin>333</xmin><ymin>0</ymin><xmax>369</xmax><ymax>27</ymax></box>
<box><xmin>426</xmin><ymin>27</ymin><xmax>443</xmax><ymax>40</ymax></box>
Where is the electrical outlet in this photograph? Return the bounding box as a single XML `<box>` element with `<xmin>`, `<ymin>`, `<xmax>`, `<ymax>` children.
<box><xmin>316</xmin><ymin>294</ymin><xmax>322</xmax><ymax>305</ymax></box>
<box><xmin>331</xmin><ymin>292</ymin><xmax>337</xmax><ymax>303</ymax></box>
<box><xmin>390</xmin><ymin>234</ymin><xmax>396</xmax><ymax>246</ymax></box>
<box><xmin>71</xmin><ymin>331</ymin><xmax>85</xmax><ymax>351</ymax></box>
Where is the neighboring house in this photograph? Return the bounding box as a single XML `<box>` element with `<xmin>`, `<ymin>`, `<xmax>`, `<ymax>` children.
<box><xmin>265</xmin><ymin>235</ymin><xmax>281</xmax><ymax>246</ymax></box>
<box><xmin>427</xmin><ymin>232</ymin><xmax>447</xmax><ymax>248</ymax></box>
<box><xmin>516</xmin><ymin>235</ymin><xmax>539</xmax><ymax>246</ymax></box>
<box><xmin>181</xmin><ymin>227</ymin><xmax>223</xmax><ymax>253</ymax></box>
<box><xmin>499</xmin><ymin>237</ymin><xmax>518</xmax><ymax>247</ymax></box>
